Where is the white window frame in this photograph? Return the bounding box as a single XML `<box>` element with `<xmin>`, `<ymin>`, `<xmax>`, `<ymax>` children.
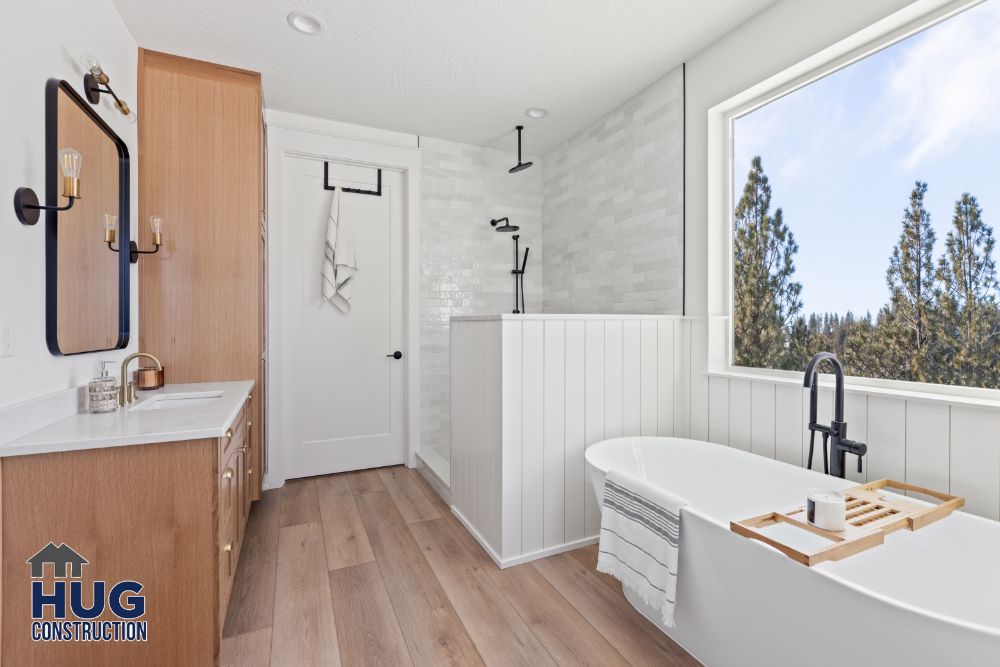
<box><xmin>704</xmin><ymin>0</ymin><xmax>1000</xmax><ymax>407</ymax></box>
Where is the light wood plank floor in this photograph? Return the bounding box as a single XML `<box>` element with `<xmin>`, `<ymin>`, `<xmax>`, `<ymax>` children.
<box><xmin>222</xmin><ymin>466</ymin><xmax>699</xmax><ymax>667</ymax></box>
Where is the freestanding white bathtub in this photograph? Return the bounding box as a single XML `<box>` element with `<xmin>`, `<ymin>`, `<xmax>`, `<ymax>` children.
<box><xmin>585</xmin><ymin>436</ymin><xmax>1000</xmax><ymax>667</ymax></box>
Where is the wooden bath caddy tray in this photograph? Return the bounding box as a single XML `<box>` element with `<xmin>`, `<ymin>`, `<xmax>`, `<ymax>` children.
<box><xmin>730</xmin><ymin>479</ymin><xmax>964</xmax><ymax>566</ymax></box>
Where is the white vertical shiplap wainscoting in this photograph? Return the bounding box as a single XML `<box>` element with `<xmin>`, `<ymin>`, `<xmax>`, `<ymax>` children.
<box><xmin>450</xmin><ymin>314</ymin><xmax>692</xmax><ymax>568</ymax></box>
<box><xmin>695</xmin><ymin>371</ymin><xmax>1000</xmax><ymax>521</ymax></box>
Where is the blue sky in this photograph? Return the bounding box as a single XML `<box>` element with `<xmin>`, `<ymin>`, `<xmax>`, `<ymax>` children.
<box><xmin>733</xmin><ymin>0</ymin><xmax>1000</xmax><ymax>317</ymax></box>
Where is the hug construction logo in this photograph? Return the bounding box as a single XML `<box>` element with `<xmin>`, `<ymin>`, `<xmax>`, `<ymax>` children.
<box><xmin>27</xmin><ymin>542</ymin><xmax>148</xmax><ymax>643</ymax></box>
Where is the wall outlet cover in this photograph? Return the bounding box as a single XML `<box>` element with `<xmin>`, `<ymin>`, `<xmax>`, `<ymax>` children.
<box><xmin>0</xmin><ymin>317</ymin><xmax>14</xmax><ymax>357</ymax></box>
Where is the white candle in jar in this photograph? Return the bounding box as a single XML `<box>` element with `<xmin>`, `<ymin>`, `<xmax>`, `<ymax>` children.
<box><xmin>807</xmin><ymin>490</ymin><xmax>847</xmax><ymax>532</ymax></box>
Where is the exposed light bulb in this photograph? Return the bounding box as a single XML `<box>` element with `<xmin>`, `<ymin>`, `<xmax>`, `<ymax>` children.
<box><xmin>58</xmin><ymin>148</ymin><xmax>82</xmax><ymax>199</ymax></box>
<box><xmin>104</xmin><ymin>213</ymin><xmax>117</xmax><ymax>243</ymax></box>
<box><xmin>80</xmin><ymin>53</ymin><xmax>103</xmax><ymax>76</ymax></box>
<box><xmin>58</xmin><ymin>148</ymin><xmax>82</xmax><ymax>179</ymax></box>
<box><xmin>149</xmin><ymin>215</ymin><xmax>163</xmax><ymax>247</ymax></box>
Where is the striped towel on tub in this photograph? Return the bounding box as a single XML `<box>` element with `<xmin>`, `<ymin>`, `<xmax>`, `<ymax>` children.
<box><xmin>597</xmin><ymin>469</ymin><xmax>688</xmax><ymax>627</ymax></box>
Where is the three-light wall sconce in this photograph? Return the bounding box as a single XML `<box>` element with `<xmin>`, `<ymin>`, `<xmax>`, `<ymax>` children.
<box><xmin>106</xmin><ymin>214</ymin><xmax>164</xmax><ymax>264</ymax></box>
<box><xmin>14</xmin><ymin>148</ymin><xmax>83</xmax><ymax>225</ymax></box>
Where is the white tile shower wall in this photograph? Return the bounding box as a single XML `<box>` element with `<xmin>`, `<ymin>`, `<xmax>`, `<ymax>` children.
<box><xmin>542</xmin><ymin>66</ymin><xmax>684</xmax><ymax>314</ymax></box>
<box><xmin>420</xmin><ymin>137</ymin><xmax>543</xmax><ymax>466</ymax></box>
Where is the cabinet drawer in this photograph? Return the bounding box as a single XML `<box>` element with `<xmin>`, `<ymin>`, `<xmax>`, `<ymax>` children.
<box><xmin>220</xmin><ymin>401</ymin><xmax>248</xmax><ymax>464</ymax></box>
<box><xmin>218</xmin><ymin>498</ymin><xmax>237</xmax><ymax>621</ymax></box>
<box><xmin>219</xmin><ymin>452</ymin><xmax>237</xmax><ymax>520</ymax></box>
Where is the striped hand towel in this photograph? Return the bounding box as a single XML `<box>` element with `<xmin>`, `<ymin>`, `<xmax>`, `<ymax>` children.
<box><xmin>321</xmin><ymin>188</ymin><xmax>357</xmax><ymax>313</ymax></box>
<box><xmin>597</xmin><ymin>469</ymin><xmax>688</xmax><ymax>627</ymax></box>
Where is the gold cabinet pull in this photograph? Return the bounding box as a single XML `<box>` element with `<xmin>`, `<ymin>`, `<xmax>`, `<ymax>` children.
<box><xmin>248</xmin><ymin>469</ymin><xmax>254</xmax><ymax>476</ymax></box>
<box><xmin>223</xmin><ymin>543</ymin><xmax>232</xmax><ymax>553</ymax></box>
<box><xmin>223</xmin><ymin>467</ymin><xmax>234</xmax><ymax>479</ymax></box>
<box><xmin>247</xmin><ymin>421</ymin><xmax>253</xmax><ymax>428</ymax></box>
<box><xmin>225</xmin><ymin>429</ymin><xmax>233</xmax><ymax>438</ymax></box>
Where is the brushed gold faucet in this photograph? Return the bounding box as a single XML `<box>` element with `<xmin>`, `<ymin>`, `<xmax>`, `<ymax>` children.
<box><xmin>119</xmin><ymin>352</ymin><xmax>163</xmax><ymax>406</ymax></box>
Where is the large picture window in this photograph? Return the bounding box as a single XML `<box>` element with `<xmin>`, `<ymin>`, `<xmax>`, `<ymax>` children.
<box><xmin>731</xmin><ymin>0</ymin><xmax>1000</xmax><ymax>389</ymax></box>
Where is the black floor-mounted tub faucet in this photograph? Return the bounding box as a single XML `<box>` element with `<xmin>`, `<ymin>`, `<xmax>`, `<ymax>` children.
<box><xmin>803</xmin><ymin>352</ymin><xmax>868</xmax><ymax>479</ymax></box>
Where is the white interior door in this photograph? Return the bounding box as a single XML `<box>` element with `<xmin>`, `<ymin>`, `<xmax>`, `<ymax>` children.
<box><xmin>283</xmin><ymin>157</ymin><xmax>404</xmax><ymax>477</ymax></box>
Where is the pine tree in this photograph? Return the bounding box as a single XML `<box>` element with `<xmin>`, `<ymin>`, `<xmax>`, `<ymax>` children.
<box><xmin>733</xmin><ymin>157</ymin><xmax>803</xmax><ymax>368</ymax></box>
<box><xmin>844</xmin><ymin>308</ymin><xmax>909</xmax><ymax>380</ymax></box>
<box><xmin>884</xmin><ymin>182</ymin><xmax>938</xmax><ymax>382</ymax></box>
<box><xmin>782</xmin><ymin>315</ymin><xmax>814</xmax><ymax>370</ymax></box>
<box><xmin>935</xmin><ymin>193</ymin><xmax>999</xmax><ymax>387</ymax></box>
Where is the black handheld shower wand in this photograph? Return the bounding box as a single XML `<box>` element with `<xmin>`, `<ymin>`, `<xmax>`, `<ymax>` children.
<box><xmin>510</xmin><ymin>236</ymin><xmax>531</xmax><ymax>314</ymax></box>
<box><xmin>518</xmin><ymin>246</ymin><xmax>530</xmax><ymax>314</ymax></box>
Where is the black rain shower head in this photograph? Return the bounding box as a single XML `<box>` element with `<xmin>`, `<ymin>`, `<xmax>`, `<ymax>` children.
<box><xmin>490</xmin><ymin>217</ymin><xmax>520</xmax><ymax>232</ymax></box>
<box><xmin>509</xmin><ymin>125</ymin><xmax>534</xmax><ymax>174</ymax></box>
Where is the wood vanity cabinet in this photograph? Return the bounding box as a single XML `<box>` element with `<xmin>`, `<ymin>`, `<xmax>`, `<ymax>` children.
<box><xmin>0</xmin><ymin>396</ymin><xmax>254</xmax><ymax>666</ymax></box>
<box><xmin>218</xmin><ymin>399</ymin><xmax>253</xmax><ymax>625</ymax></box>
<box><xmin>137</xmin><ymin>49</ymin><xmax>266</xmax><ymax>504</ymax></box>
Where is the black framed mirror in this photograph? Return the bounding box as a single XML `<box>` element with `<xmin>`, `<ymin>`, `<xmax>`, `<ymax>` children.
<box><xmin>45</xmin><ymin>79</ymin><xmax>130</xmax><ymax>355</ymax></box>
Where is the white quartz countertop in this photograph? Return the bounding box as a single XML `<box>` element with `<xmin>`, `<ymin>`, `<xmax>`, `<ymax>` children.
<box><xmin>0</xmin><ymin>381</ymin><xmax>254</xmax><ymax>457</ymax></box>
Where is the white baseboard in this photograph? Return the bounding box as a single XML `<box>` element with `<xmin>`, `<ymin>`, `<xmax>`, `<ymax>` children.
<box><xmin>497</xmin><ymin>536</ymin><xmax>600</xmax><ymax>568</ymax></box>
<box><xmin>414</xmin><ymin>453</ymin><xmax>452</xmax><ymax>505</ymax></box>
<box><xmin>451</xmin><ymin>506</ymin><xmax>598</xmax><ymax>569</ymax></box>
<box><xmin>451</xmin><ymin>507</ymin><xmax>504</xmax><ymax>566</ymax></box>
<box><xmin>261</xmin><ymin>477</ymin><xmax>284</xmax><ymax>492</ymax></box>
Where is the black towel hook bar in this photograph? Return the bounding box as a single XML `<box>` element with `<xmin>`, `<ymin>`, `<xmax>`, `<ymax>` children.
<box><xmin>323</xmin><ymin>162</ymin><xmax>382</xmax><ymax>196</ymax></box>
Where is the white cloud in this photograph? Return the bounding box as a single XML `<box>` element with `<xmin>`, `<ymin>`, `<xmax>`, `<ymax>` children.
<box><xmin>734</xmin><ymin>86</ymin><xmax>846</xmax><ymax>191</ymax></box>
<box><xmin>874</xmin><ymin>0</ymin><xmax>1000</xmax><ymax>168</ymax></box>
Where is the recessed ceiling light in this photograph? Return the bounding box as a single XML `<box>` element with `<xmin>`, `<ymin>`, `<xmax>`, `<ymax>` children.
<box><xmin>524</xmin><ymin>108</ymin><xmax>549</xmax><ymax>119</ymax></box>
<box><xmin>287</xmin><ymin>11</ymin><xmax>325</xmax><ymax>35</ymax></box>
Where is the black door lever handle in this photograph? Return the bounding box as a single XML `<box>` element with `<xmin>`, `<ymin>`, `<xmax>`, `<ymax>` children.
<box><xmin>387</xmin><ymin>351</ymin><xmax>402</xmax><ymax>359</ymax></box>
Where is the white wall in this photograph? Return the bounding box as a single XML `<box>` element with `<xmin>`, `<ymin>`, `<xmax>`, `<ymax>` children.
<box><xmin>451</xmin><ymin>315</ymin><xmax>691</xmax><ymax>566</ymax></box>
<box><xmin>420</xmin><ymin>137</ymin><xmax>543</xmax><ymax>467</ymax></box>
<box><xmin>542</xmin><ymin>67</ymin><xmax>685</xmax><ymax>315</ymax></box>
<box><xmin>0</xmin><ymin>0</ymin><xmax>138</xmax><ymax>407</ymax></box>
<box><xmin>681</xmin><ymin>0</ymin><xmax>1000</xmax><ymax>520</ymax></box>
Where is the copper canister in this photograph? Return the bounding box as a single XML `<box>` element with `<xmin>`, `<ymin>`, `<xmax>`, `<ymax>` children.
<box><xmin>134</xmin><ymin>366</ymin><xmax>165</xmax><ymax>391</ymax></box>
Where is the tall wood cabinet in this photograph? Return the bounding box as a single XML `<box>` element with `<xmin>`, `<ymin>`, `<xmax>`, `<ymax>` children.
<box><xmin>137</xmin><ymin>50</ymin><xmax>265</xmax><ymax>502</ymax></box>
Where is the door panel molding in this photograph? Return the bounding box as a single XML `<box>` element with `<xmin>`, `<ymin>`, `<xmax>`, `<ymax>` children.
<box><xmin>265</xmin><ymin>116</ymin><xmax>421</xmax><ymax>488</ymax></box>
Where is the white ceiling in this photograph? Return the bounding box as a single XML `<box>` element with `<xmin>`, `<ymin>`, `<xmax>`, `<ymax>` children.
<box><xmin>113</xmin><ymin>0</ymin><xmax>775</xmax><ymax>153</ymax></box>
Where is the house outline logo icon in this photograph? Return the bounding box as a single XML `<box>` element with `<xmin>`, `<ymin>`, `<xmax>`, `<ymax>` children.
<box><xmin>26</xmin><ymin>542</ymin><xmax>89</xmax><ymax>579</ymax></box>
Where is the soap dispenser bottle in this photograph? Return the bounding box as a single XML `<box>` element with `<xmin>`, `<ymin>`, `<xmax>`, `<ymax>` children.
<box><xmin>88</xmin><ymin>360</ymin><xmax>119</xmax><ymax>414</ymax></box>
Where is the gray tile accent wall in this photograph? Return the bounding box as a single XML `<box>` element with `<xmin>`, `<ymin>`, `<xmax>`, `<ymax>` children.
<box><xmin>542</xmin><ymin>66</ymin><xmax>684</xmax><ymax>315</ymax></box>
<box><xmin>420</xmin><ymin>137</ymin><xmax>543</xmax><ymax>462</ymax></box>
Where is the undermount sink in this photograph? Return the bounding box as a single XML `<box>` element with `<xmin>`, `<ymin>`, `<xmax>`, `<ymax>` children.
<box><xmin>131</xmin><ymin>391</ymin><xmax>224</xmax><ymax>411</ymax></box>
